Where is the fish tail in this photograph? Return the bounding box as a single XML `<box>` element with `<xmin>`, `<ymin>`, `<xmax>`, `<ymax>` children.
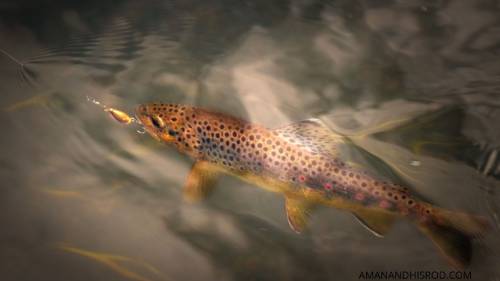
<box><xmin>416</xmin><ymin>207</ymin><xmax>490</xmax><ymax>269</ymax></box>
<box><xmin>432</xmin><ymin>208</ymin><xmax>491</xmax><ymax>237</ymax></box>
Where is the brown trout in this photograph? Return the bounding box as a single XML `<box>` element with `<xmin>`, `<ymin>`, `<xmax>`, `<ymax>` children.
<box><xmin>135</xmin><ymin>103</ymin><xmax>490</xmax><ymax>268</ymax></box>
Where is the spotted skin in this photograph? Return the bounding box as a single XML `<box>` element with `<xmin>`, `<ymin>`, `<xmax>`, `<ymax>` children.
<box><xmin>136</xmin><ymin>103</ymin><xmax>435</xmax><ymax>220</ymax></box>
<box><xmin>135</xmin><ymin>103</ymin><xmax>491</xmax><ymax>268</ymax></box>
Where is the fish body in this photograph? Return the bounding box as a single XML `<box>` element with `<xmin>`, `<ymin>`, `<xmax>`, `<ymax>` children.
<box><xmin>136</xmin><ymin>103</ymin><xmax>490</xmax><ymax>268</ymax></box>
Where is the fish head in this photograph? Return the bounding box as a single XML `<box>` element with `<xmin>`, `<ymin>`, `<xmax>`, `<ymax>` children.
<box><xmin>136</xmin><ymin>103</ymin><xmax>189</xmax><ymax>143</ymax></box>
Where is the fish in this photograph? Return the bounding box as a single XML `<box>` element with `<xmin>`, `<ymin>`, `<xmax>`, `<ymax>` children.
<box><xmin>135</xmin><ymin>103</ymin><xmax>490</xmax><ymax>269</ymax></box>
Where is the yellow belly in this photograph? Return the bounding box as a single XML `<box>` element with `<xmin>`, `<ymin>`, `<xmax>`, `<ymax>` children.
<box><xmin>217</xmin><ymin>166</ymin><xmax>355</xmax><ymax>209</ymax></box>
<box><xmin>217</xmin><ymin>165</ymin><xmax>400</xmax><ymax>217</ymax></box>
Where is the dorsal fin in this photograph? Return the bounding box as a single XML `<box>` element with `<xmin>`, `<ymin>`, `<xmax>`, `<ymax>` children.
<box><xmin>273</xmin><ymin>118</ymin><xmax>346</xmax><ymax>159</ymax></box>
<box><xmin>274</xmin><ymin>118</ymin><xmax>405</xmax><ymax>181</ymax></box>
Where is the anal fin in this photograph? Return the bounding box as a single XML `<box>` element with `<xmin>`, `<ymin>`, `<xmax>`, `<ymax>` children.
<box><xmin>183</xmin><ymin>161</ymin><xmax>219</xmax><ymax>203</ymax></box>
<box><xmin>285</xmin><ymin>196</ymin><xmax>314</xmax><ymax>234</ymax></box>
<box><xmin>352</xmin><ymin>209</ymin><xmax>397</xmax><ymax>238</ymax></box>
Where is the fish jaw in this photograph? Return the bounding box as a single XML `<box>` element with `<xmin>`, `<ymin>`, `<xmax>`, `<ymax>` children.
<box><xmin>135</xmin><ymin>104</ymin><xmax>171</xmax><ymax>142</ymax></box>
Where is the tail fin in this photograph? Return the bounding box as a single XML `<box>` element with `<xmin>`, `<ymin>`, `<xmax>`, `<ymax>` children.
<box><xmin>435</xmin><ymin>209</ymin><xmax>491</xmax><ymax>237</ymax></box>
<box><xmin>417</xmin><ymin>209</ymin><xmax>490</xmax><ymax>269</ymax></box>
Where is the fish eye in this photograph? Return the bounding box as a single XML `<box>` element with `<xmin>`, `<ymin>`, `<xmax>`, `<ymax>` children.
<box><xmin>150</xmin><ymin>115</ymin><xmax>165</xmax><ymax>129</ymax></box>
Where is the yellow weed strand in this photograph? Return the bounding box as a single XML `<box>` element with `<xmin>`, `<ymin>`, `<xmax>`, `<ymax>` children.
<box><xmin>105</xmin><ymin>108</ymin><xmax>133</xmax><ymax>125</ymax></box>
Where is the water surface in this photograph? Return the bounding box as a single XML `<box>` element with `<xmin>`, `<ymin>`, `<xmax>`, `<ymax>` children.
<box><xmin>0</xmin><ymin>1</ymin><xmax>499</xmax><ymax>280</ymax></box>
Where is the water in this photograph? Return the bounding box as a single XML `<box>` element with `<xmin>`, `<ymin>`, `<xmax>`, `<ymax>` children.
<box><xmin>0</xmin><ymin>1</ymin><xmax>499</xmax><ymax>280</ymax></box>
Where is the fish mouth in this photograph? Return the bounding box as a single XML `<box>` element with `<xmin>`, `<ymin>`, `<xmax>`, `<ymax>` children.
<box><xmin>135</xmin><ymin>104</ymin><xmax>161</xmax><ymax>141</ymax></box>
<box><xmin>134</xmin><ymin>105</ymin><xmax>150</xmax><ymax>128</ymax></box>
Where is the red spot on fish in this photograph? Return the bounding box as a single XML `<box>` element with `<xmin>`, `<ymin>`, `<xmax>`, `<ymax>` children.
<box><xmin>324</xmin><ymin>183</ymin><xmax>333</xmax><ymax>190</ymax></box>
<box><xmin>434</xmin><ymin>216</ymin><xmax>445</xmax><ymax>225</ymax></box>
<box><xmin>379</xmin><ymin>200</ymin><xmax>391</xmax><ymax>209</ymax></box>
<box><xmin>298</xmin><ymin>175</ymin><xmax>306</xmax><ymax>182</ymax></box>
<box><xmin>419</xmin><ymin>215</ymin><xmax>431</xmax><ymax>223</ymax></box>
<box><xmin>355</xmin><ymin>193</ymin><xmax>365</xmax><ymax>201</ymax></box>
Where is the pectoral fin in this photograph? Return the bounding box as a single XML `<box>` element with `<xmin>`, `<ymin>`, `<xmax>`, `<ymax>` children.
<box><xmin>183</xmin><ymin>161</ymin><xmax>219</xmax><ymax>203</ymax></box>
<box><xmin>352</xmin><ymin>209</ymin><xmax>397</xmax><ymax>237</ymax></box>
<box><xmin>285</xmin><ymin>196</ymin><xmax>314</xmax><ymax>234</ymax></box>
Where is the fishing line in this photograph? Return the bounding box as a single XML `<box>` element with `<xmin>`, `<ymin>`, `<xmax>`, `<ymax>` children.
<box><xmin>1</xmin><ymin>47</ymin><xmax>145</xmax><ymax>133</ymax></box>
<box><xmin>0</xmin><ymin>47</ymin><xmax>40</xmax><ymax>88</ymax></box>
<box><xmin>0</xmin><ymin>48</ymin><xmax>25</xmax><ymax>66</ymax></box>
<box><xmin>86</xmin><ymin>95</ymin><xmax>147</xmax><ymax>135</ymax></box>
